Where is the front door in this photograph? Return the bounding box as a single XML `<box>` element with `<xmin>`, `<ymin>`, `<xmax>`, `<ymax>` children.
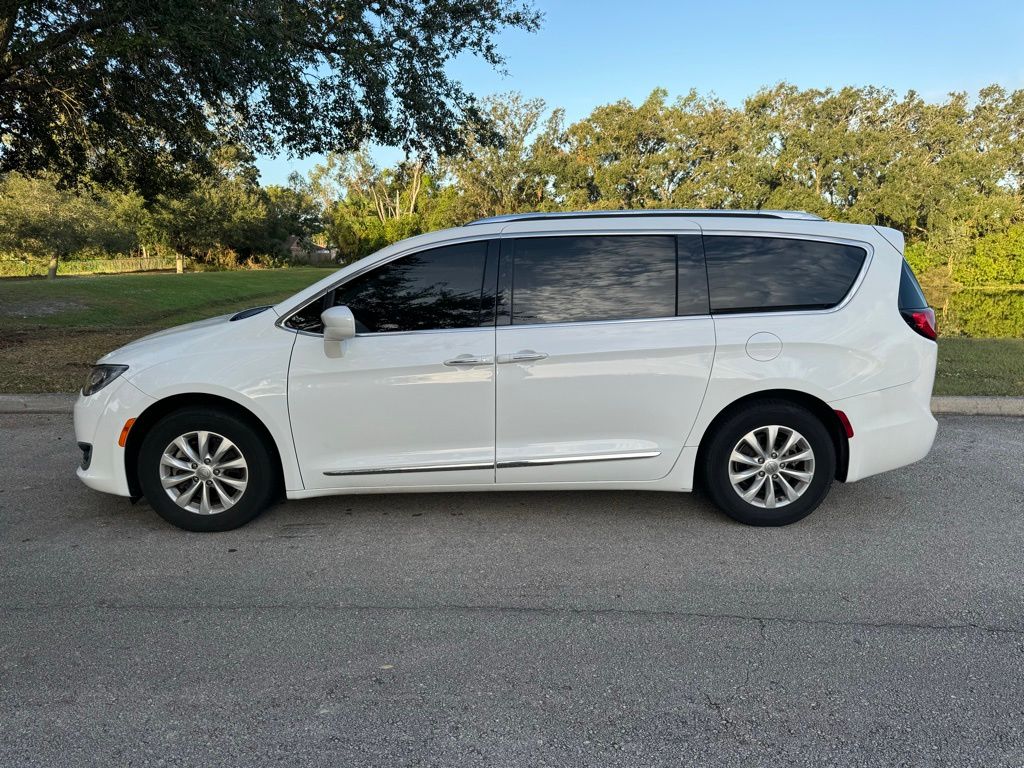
<box><xmin>288</xmin><ymin>240</ymin><xmax>498</xmax><ymax>491</ymax></box>
<box><xmin>494</xmin><ymin>232</ymin><xmax>715</xmax><ymax>484</ymax></box>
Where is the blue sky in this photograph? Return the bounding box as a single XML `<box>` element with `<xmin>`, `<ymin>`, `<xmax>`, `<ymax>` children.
<box><xmin>255</xmin><ymin>0</ymin><xmax>1024</xmax><ymax>185</ymax></box>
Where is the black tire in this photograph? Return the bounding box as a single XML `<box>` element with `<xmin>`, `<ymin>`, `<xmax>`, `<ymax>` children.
<box><xmin>702</xmin><ymin>400</ymin><xmax>836</xmax><ymax>526</ymax></box>
<box><xmin>137</xmin><ymin>407</ymin><xmax>277</xmax><ymax>532</ymax></box>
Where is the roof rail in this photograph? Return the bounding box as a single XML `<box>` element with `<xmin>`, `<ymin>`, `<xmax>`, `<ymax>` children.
<box><xmin>466</xmin><ymin>209</ymin><xmax>825</xmax><ymax>226</ymax></box>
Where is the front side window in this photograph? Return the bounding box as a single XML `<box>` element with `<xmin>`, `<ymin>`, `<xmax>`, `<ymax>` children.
<box><xmin>286</xmin><ymin>241</ymin><xmax>490</xmax><ymax>334</ymax></box>
<box><xmin>509</xmin><ymin>235</ymin><xmax>677</xmax><ymax>325</ymax></box>
<box><xmin>704</xmin><ymin>236</ymin><xmax>867</xmax><ymax>313</ymax></box>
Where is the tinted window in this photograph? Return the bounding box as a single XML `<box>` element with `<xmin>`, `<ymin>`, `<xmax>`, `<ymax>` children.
<box><xmin>285</xmin><ymin>242</ymin><xmax>489</xmax><ymax>334</ymax></box>
<box><xmin>677</xmin><ymin>235</ymin><xmax>710</xmax><ymax>316</ymax></box>
<box><xmin>898</xmin><ymin>260</ymin><xmax>929</xmax><ymax>310</ymax></box>
<box><xmin>334</xmin><ymin>242</ymin><xmax>488</xmax><ymax>332</ymax></box>
<box><xmin>510</xmin><ymin>235</ymin><xmax>677</xmax><ymax>325</ymax></box>
<box><xmin>704</xmin><ymin>236</ymin><xmax>866</xmax><ymax>313</ymax></box>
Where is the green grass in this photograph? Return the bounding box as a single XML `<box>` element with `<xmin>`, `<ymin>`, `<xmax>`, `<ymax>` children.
<box><xmin>935</xmin><ymin>337</ymin><xmax>1024</xmax><ymax>396</ymax></box>
<box><xmin>0</xmin><ymin>268</ymin><xmax>1022</xmax><ymax>395</ymax></box>
<box><xmin>0</xmin><ymin>267</ymin><xmax>330</xmax><ymax>330</ymax></box>
<box><xmin>0</xmin><ymin>268</ymin><xmax>331</xmax><ymax>393</ymax></box>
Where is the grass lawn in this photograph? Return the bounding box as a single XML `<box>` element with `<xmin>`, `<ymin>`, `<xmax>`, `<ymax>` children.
<box><xmin>1</xmin><ymin>268</ymin><xmax>1022</xmax><ymax>395</ymax></box>
<box><xmin>0</xmin><ymin>268</ymin><xmax>330</xmax><ymax>393</ymax></box>
<box><xmin>935</xmin><ymin>337</ymin><xmax>1024</xmax><ymax>396</ymax></box>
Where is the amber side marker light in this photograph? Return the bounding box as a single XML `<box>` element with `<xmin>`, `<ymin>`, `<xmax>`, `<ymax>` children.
<box><xmin>118</xmin><ymin>418</ymin><xmax>136</xmax><ymax>447</ymax></box>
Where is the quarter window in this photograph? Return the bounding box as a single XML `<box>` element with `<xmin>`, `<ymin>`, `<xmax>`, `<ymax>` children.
<box><xmin>704</xmin><ymin>236</ymin><xmax>867</xmax><ymax>313</ymax></box>
<box><xmin>509</xmin><ymin>235</ymin><xmax>678</xmax><ymax>325</ymax></box>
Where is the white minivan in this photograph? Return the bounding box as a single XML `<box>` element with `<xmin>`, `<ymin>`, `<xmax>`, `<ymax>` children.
<box><xmin>74</xmin><ymin>210</ymin><xmax>938</xmax><ymax>531</ymax></box>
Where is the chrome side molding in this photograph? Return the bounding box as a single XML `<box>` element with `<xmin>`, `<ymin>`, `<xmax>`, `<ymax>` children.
<box><xmin>323</xmin><ymin>450</ymin><xmax>661</xmax><ymax>476</ymax></box>
<box><xmin>324</xmin><ymin>461</ymin><xmax>493</xmax><ymax>476</ymax></box>
<box><xmin>496</xmin><ymin>451</ymin><xmax>660</xmax><ymax>468</ymax></box>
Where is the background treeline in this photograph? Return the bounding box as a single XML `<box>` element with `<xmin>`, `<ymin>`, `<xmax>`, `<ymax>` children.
<box><xmin>2</xmin><ymin>84</ymin><xmax>1023</xmax><ymax>289</ymax></box>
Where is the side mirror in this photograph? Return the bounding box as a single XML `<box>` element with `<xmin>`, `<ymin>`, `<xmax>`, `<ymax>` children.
<box><xmin>321</xmin><ymin>305</ymin><xmax>356</xmax><ymax>342</ymax></box>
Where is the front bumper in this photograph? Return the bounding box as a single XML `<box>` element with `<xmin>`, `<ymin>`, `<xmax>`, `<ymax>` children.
<box><xmin>74</xmin><ymin>377</ymin><xmax>156</xmax><ymax>496</ymax></box>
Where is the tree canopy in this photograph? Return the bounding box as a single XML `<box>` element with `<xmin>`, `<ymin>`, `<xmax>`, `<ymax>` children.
<box><xmin>0</xmin><ymin>0</ymin><xmax>540</xmax><ymax>195</ymax></box>
<box><xmin>2</xmin><ymin>84</ymin><xmax>1024</xmax><ymax>292</ymax></box>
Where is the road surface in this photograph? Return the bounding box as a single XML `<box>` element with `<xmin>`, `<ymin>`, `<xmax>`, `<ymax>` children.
<box><xmin>1</xmin><ymin>413</ymin><xmax>1022</xmax><ymax>766</ymax></box>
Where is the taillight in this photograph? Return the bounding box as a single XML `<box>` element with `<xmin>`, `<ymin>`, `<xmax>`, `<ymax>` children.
<box><xmin>902</xmin><ymin>307</ymin><xmax>938</xmax><ymax>341</ymax></box>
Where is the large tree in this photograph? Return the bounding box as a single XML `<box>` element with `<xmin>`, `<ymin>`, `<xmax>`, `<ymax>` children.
<box><xmin>445</xmin><ymin>92</ymin><xmax>562</xmax><ymax>218</ymax></box>
<box><xmin>0</xmin><ymin>0</ymin><xmax>540</xmax><ymax>195</ymax></box>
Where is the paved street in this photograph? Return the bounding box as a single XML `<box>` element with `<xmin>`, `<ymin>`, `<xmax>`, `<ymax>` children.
<box><xmin>1</xmin><ymin>413</ymin><xmax>1022</xmax><ymax>767</ymax></box>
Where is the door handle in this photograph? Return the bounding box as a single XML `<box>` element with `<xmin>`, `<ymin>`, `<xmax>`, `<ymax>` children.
<box><xmin>497</xmin><ymin>350</ymin><xmax>549</xmax><ymax>364</ymax></box>
<box><xmin>443</xmin><ymin>354</ymin><xmax>493</xmax><ymax>367</ymax></box>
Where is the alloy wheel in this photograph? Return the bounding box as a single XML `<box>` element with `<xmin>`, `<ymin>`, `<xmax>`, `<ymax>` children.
<box><xmin>159</xmin><ymin>430</ymin><xmax>248</xmax><ymax>515</ymax></box>
<box><xmin>728</xmin><ymin>425</ymin><xmax>815</xmax><ymax>509</ymax></box>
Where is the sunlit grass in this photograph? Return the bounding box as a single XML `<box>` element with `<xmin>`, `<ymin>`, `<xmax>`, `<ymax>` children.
<box><xmin>0</xmin><ymin>267</ymin><xmax>332</xmax><ymax>330</ymax></box>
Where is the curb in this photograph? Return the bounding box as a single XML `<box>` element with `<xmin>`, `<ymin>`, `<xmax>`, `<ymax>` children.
<box><xmin>929</xmin><ymin>396</ymin><xmax>1024</xmax><ymax>416</ymax></box>
<box><xmin>2</xmin><ymin>393</ymin><xmax>1024</xmax><ymax>417</ymax></box>
<box><xmin>0</xmin><ymin>394</ymin><xmax>77</xmax><ymax>414</ymax></box>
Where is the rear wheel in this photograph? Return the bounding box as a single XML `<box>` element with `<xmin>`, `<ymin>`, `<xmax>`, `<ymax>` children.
<box><xmin>702</xmin><ymin>400</ymin><xmax>836</xmax><ymax>526</ymax></box>
<box><xmin>137</xmin><ymin>407</ymin><xmax>276</xmax><ymax>532</ymax></box>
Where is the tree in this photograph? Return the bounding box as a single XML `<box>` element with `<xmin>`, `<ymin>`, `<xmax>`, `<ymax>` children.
<box><xmin>446</xmin><ymin>93</ymin><xmax>562</xmax><ymax>219</ymax></box>
<box><xmin>550</xmin><ymin>90</ymin><xmax>677</xmax><ymax>210</ymax></box>
<box><xmin>306</xmin><ymin>148</ymin><xmax>442</xmax><ymax>262</ymax></box>
<box><xmin>0</xmin><ymin>173</ymin><xmax>137</xmax><ymax>277</ymax></box>
<box><xmin>265</xmin><ymin>185</ymin><xmax>323</xmax><ymax>244</ymax></box>
<box><xmin>0</xmin><ymin>0</ymin><xmax>540</xmax><ymax>195</ymax></box>
<box><xmin>148</xmin><ymin>145</ymin><xmax>272</xmax><ymax>266</ymax></box>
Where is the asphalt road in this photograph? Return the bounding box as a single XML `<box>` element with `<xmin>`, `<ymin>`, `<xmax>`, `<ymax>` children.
<box><xmin>1</xmin><ymin>413</ymin><xmax>1023</xmax><ymax>767</ymax></box>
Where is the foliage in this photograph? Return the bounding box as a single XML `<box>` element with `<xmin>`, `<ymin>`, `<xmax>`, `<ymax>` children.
<box><xmin>443</xmin><ymin>93</ymin><xmax>563</xmax><ymax>217</ymax></box>
<box><xmin>937</xmin><ymin>287</ymin><xmax>1024</xmax><ymax>338</ymax></box>
<box><xmin>149</xmin><ymin>146</ymin><xmax>273</xmax><ymax>266</ymax></box>
<box><xmin>0</xmin><ymin>173</ymin><xmax>138</xmax><ymax>258</ymax></box>
<box><xmin>952</xmin><ymin>226</ymin><xmax>1024</xmax><ymax>286</ymax></box>
<box><xmin>302</xmin><ymin>148</ymin><xmax>460</xmax><ymax>263</ymax></box>
<box><xmin>0</xmin><ymin>0</ymin><xmax>541</xmax><ymax>194</ymax></box>
<box><xmin>3</xmin><ymin>84</ymin><xmax>1024</xmax><ymax>290</ymax></box>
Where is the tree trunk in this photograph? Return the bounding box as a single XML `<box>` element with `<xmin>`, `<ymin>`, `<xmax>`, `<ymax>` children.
<box><xmin>47</xmin><ymin>254</ymin><xmax>59</xmax><ymax>279</ymax></box>
<box><xmin>407</xmin><ymin>161</ymin><xmax>424</xmax><ymax>215</ymax></box>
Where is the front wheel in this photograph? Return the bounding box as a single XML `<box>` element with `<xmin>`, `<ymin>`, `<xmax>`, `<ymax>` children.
<box><xmin>137</xmin><ymin>407</ymin><xmax>277</xmax><ymax>532</ymax></box>
<box><xmin>702</xmin><ymin>401</ymin><xmax>836</xmax><ymax>526</ymax></box>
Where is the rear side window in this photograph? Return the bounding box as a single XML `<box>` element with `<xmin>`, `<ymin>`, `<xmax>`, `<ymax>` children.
<box><xmin>898</xmin><ymin>260</ymin><xmax>929</xmax><ymax>309</ymax></box>
<box><xmin>508</xmin><ymin>235</ymin><xmax>677</xmax><ymax>325</ymax></box>
<box><xmin>704</xmin><ymin>236</ymin><xmax>867</xmax><ymax>313</ymax></box>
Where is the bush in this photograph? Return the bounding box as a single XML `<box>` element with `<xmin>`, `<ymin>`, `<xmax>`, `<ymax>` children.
<box><xmin>939</xmin><ymin>288</ymin><xmax>1024</xmax><ymax>337</ymax></box>
<box><xmin>953</xmin><ymin>226</ymin><xmax>1024</xmax><ymax>286</ymax></box>
<box><xmin>904</xmin><ymin>242</ymin><xmax>946</xmax><ymax>277</ymax></box>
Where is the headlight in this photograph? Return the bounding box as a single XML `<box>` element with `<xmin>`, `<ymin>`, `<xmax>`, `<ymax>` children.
<box><xmin>82</xmin><ymin>364</ymin><xmax>129</xmax><ymax>396</ymax></box>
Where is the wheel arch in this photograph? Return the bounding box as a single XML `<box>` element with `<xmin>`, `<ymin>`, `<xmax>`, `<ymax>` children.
<box><xmin>124</xmin><ymin>393</ymin><xmax>287</xmax><ymax>499</ymax></box>
<box><xmin>693</xmin><ymin>389</ymin><xmax>850</xmax><ymax>484</ymax></box>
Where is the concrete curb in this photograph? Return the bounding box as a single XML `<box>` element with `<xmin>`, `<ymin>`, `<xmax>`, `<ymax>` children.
<box><xmin>929</xmin><ymin>396</ymin><xmax>1024</xmax><ymax>416</ymax></box>
<box><xmin>2</xmin><ymin>393</ymin><xmax>1024</xmax><ymax>417</ymax></box>
<box><xmin>0</xmin><ymin>394</ymin><xmax>77</xmax><ymax>414</ymax></box>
